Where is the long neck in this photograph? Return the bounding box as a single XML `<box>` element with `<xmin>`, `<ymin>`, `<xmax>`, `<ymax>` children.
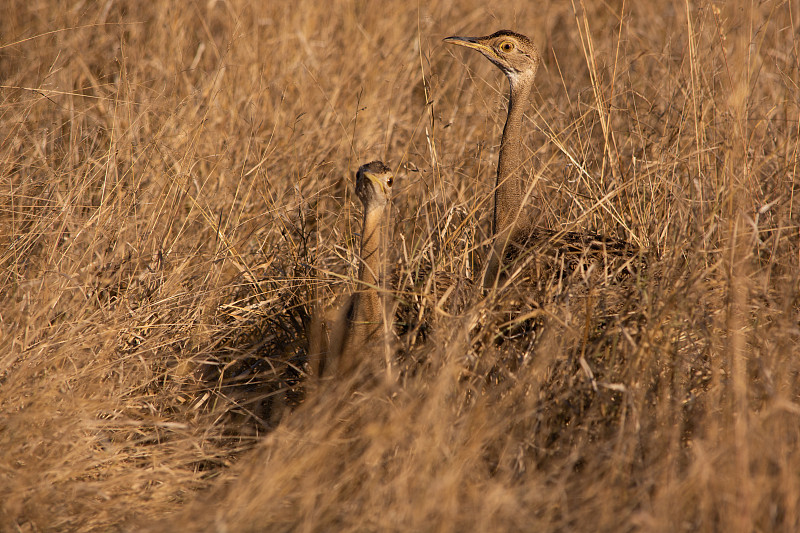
<box><xmin>347</xmin><ymin>206</ymin><xmax>387</xmax><ymax>351</ymax></box>
<box><xmin>358</xmin><ymin>208</ymin><xmax>385</xmax><ymax>290</ymax></box>
<box><xmin>494</xmin><ymin>77</ymin><xmax>532</xmax><ymax>235</ymax></box>
<box><xmin>331</xmin><ymin>201</ymin><xmax>389</xmax><ymax>376</ymax></box>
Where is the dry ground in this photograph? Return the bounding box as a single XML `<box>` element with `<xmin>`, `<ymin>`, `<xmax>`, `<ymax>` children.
<box><xmin>2</xmin><ymin>0</ymin><xmax>800</xmax><ymax>531</ymax></box>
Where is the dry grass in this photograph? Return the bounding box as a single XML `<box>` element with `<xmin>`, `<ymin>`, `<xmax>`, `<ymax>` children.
<box><xmin>2</xmin><ymin>0</ymin><xmax>800</xmax><ymax>531</ymax></box>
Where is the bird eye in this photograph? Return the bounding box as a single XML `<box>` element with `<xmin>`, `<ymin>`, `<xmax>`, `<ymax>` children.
<box><xmin>386</xmin><ymin>177</ymin><xmax>393</xmax><ymax>187</ymax></box>
<box><xmin>500</xmin><ymin>41</ymin><xmax>514</xmax><ymax>52</ymax></box>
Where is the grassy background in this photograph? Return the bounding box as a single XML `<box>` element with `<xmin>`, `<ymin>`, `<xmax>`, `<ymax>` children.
<box><xmin>2</xmin><ymin>0</ymin><xmax>799</xmax><ymax>531</ymax></box>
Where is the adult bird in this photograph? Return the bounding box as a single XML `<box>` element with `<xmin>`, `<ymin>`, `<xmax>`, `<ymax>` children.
<box><xmin>444</xmin><ymin>30</ymin><xmax>635</xmax><ymax>288</ymax></box>
<box><xmin>327</xmin><ymin>161</ymin><xmax>474</xmax><ymax>379</ymax></box>
<box><xmin>329</xmin><ymin>161</ymin><xmax>394</xmax><ymax>377</ymax></box>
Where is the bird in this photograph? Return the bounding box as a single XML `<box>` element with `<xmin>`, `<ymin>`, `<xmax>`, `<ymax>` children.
<box><xmin>328</xmin><ymin>161</ymin><xmax>394</xmax><ymax>377</ymax></box>
<box><xmin>327</xmin><ymin>162</ymin><xmax>475</xmax><ymax>379</ymax></box>
<box><xmin>444</xmin><ymin>30</ymin><xmax>637</xmax><ymax>289</ymax></box>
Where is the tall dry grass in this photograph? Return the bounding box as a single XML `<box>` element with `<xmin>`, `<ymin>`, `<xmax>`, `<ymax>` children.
<box><xmin>2</xmin><ymin>0</ymin><xmax>799</xmax><ymax>531</ymax></box>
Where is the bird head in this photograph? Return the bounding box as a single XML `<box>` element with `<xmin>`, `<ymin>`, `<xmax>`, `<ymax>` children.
<box><xmin>355</xmin><ymin>160</ymin><xmax>393</xmax><ymax>211</ymax></box>
<box><xmin>444</xmin><ymin>30</ymin><xmax>540</xmax><ymax>86</ymax></box>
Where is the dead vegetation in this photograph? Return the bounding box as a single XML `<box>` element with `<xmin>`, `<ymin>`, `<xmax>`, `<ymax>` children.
<box><xmin>2</xmin><ymin>0</ymin><xmax>799</xmax><ymax>531</ymax></box>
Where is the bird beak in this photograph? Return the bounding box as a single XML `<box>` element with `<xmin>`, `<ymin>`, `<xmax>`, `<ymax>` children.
<box><xmin>443</xmin><ymin>35</ymin><xmax>492</xmax><ymax>55</ymax></box>
<box><xmin>363</xmin><ymin>171</ymin><xmax>387</xmax><ymax>194</ymax></box>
